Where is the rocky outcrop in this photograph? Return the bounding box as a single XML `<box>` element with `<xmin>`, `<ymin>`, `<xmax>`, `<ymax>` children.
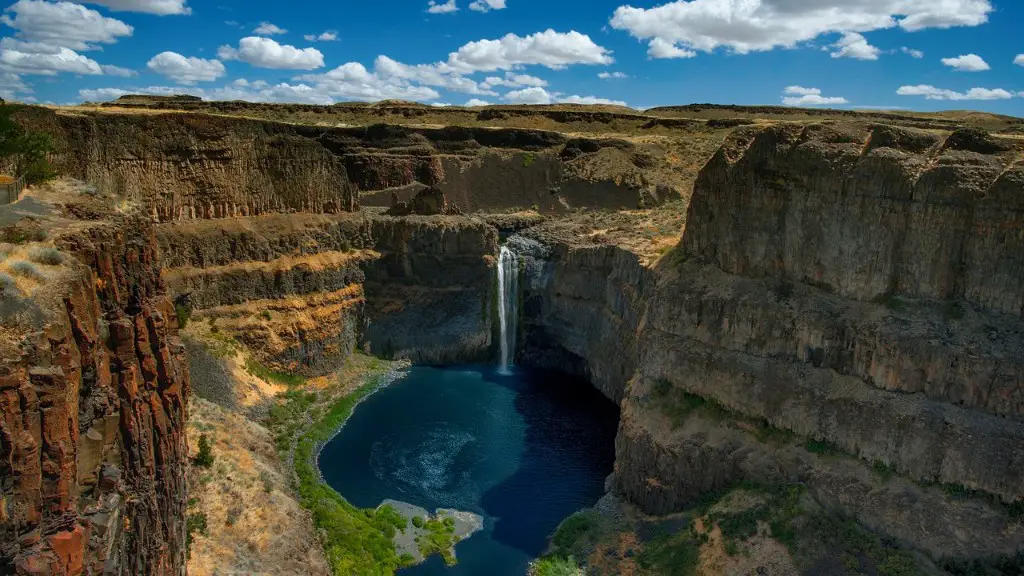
<box><xmin>157</xmin><ymin>212</ymin><xmax>498</xmax><ymax>372</ymax></box>
<box><xmin>516</xmin><ymin>236</ymin><xmax>652</xmax><ymax>403</ymax></box>
<box><xmin>686</xmin><ymin>124</ymin><xmax>1024</xmax><ymax>317</ymax></box>
<box><xmin>0</xmin><ymin>190</ymin><xmax>189</xmax><ymax>575</ymax></box>
<box><xmin>16</xmin><ymin>107</ymin><xmax>688</xmax><ymax>221</ymax></box>
<box><xmin>517</xmin><ymin>123</ymin><xmax>1024</xmax><ymax>563</ymax></box>
<box><xmin>14</xmin><ymin>109</ymin><xmax>358</xmax><ymax>222</ymax></box>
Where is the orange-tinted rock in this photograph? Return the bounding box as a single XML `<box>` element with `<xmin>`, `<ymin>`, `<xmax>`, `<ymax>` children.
<box><xmin>1</xmin><ymin>201</ymin><xmax>189</xmax><ymax>575</ymax></box>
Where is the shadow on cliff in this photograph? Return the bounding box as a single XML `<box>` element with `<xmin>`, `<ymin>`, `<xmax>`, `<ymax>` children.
<box><xmin>476</xmin><ymin>367</ymin><xmax>620</xmax><ymax>556</ymax></box>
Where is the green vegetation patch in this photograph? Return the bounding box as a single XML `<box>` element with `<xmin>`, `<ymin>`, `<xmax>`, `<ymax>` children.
<box><xmin>193</xmin><ymin>434</ymin><xmax>215</xmax><ymax>468</ymax></box>
<box><xmin>416</xmin><ymin>517</ymin><xmax>458</xmax><ymax>566</ymax></box>
<box><xmin>185</xmin><ymin>511</ymin><xmax>208</xmax><ymax>559</ymax></box>
<box><xmin>637</xmin><ymin>528</ymin><xmax>701</xmax><ymax>576</ymax></box>
<box><xmin>530</xmin><ymin>555</ymin><xmax>583</xmax><ymax>576</ymax></box>
<box><xmin>290</xmin><ymin>373</ymin><xmax>413</xmax><ymax>574</ymax></box>
<box><xmin>245</xmin><ymin>357</ymin><xmax>307</xmax><ymax>387</ymax></box>
<box><xmin>263</xmin><ymin>356</ymin><xmax>437</xmax><ymax>575</ymax></box>
<box><xmin>552</xmin><ymin>511</ymin><xmax>604</xmax><ymax>552</ymax></box>
<box><xmin>650</xmin><ymin>379</ymin><xmax>730</xmax><ymax>428</ymax></box>
<box><xmin>0</xmin><ymin>105</ymin><xmax>56</xmax><ymax>185</ymax></box>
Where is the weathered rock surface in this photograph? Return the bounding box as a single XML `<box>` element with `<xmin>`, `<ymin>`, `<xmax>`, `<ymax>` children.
<box><xmin>0</xmin><ymin>187</ymin><xmax>190</xmax><ymax>575</ymax></box>
<box><xmin>686</xmin><ymin>124</ymin><xmax>1024</xmax><ymax>316</ymax></box>
<box><xmin>157</xmin><ymin>213</ymin><xmax>498</xmax><ymax>372</ymax></box>
<box><xmin>516</xmin><ymin>123</ymin><xmax>1024</xmax><ymax>563</ymax></box>
<box><xmin>16</xmin><ymin>107</ymin><xmax>687</xmax><ymax>221</ymax></box>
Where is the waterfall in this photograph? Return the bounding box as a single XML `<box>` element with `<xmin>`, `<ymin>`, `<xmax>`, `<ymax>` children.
<box><xmin>497</xmin><ymin>245</ymin><xmax>519</xmax><ymax>373</ymax></box>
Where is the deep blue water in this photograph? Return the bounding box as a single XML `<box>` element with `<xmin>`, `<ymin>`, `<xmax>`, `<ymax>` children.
<box><xmin>318</xmin><ymin>365</ymin><xmax>620</xmax><ymax>575</ymax></box>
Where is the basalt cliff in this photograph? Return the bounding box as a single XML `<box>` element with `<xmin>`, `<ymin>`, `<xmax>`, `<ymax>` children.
<box><xmin>1</xmin><ymin>100</ymin><xmax>1022</xmax><ymax>575</ymax></box>
<box><xmin>0</xmin><ymin>187</ymin><xmax>190</xmax><ymax>575</ymax></box>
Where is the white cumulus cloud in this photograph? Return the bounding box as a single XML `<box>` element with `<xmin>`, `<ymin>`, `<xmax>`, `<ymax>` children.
<box><xmin>464</xmin><ymin>98</ymin><xmax>490</xmax><ymax>106</ymax></box>
<box><xmin>781</xmin><ymin>85</ymin><xmax>848</xmax><ymax>106</ymax></box>
<box><xmin>218</xmin><ymin>37</ymin><xmax>324</xmax><ymax>70</ymax></box>
<box><xmin>503</xmin><ymin>86</ymin><xmax>627</xmax><ymax>106</ymax></box>
<box><xmin>0</xmin><ymin>38</ymin><xmax>103</xmax><ymax>75</ymax></box>
<box><xmin>901</xmin><ymin>47</ymin><xmax>924</xmax><ymax>58</ymax></box>
<box><xmin>79</xmin><ymin>82</ymin><xmax>338</xmax><ymax>105</ymax></box>
<box><xmin>610</xmin><ymin>0</ymin><xmax>992</xmax><ymax>58</ymax></box>
<box><xmin>647</xmin><ymin>37</ymin><xmax>696</xmax><ymax>59</ymax></box>
<box><xmin>304</xmin><ymin>31</ymin><xmax>338</xmax><ymax>42</ymax></box>
<box><xmin>830</xmin><ymin>32</ymin><xmax>880</xmax><ymax>60</ymax></box>
<box><xmin>941</xmin><ymin>54</ymin><xmax>990</xmax><ymax>71</ymax></box>
<box><xmin>445</xmin><ymin>29</ymin><xmax>613</xmax><ymax>72</ymax></box>
<box><xmin>469</xmin><ymin>0</ymin><xmax>505</xmax><ymax>12</ymax></box>
<box><xmin>480</xmin><ymin>72</ymin><xmax>547</xmax><ymax>89</ymax></box>
<box><xmin>69</xmin><ymin>0</ymin><xmax>190</xmax><ymax>15</ymax></box>
<box><xmin>147</xmin><ymin>51</ymin><xmax>225</xmax><ymax>84</ymax></box>
<box><xmin>896</xmin><ymin>85</ymin><xmax>1013</xmax><ymax>100</ymax></box>
<box><xmin>375</xmin><ymin>55</ymin><xmax>495</xmax><ymax>95</ymax></box>
<box><xmin>253</xmin><ymin>22</ymin><xmax>287</xmax><ymax>36</ymax></box>
<box><xmin>598</xmin><ymin>71</ymin><xmax>629</xmax><ymax>79</ymax></box>
<box><xmin>1</xmin><ymin>0</ymin><xmax>133</xmax><ymax>51</ymax></box>
<box><xmin>427</xmin><ymin>0</ymin><xmax>458</xmax><ymax>14</ymax></box>
<box><xmin>102</xmin><ymin>64</ymin><xmax>136</xmax><ymax>77</ymax></box>
<box><xmin>296</xmin><ymin>62</ymin><xmax>441</xmax><ymax>102</ymax></box>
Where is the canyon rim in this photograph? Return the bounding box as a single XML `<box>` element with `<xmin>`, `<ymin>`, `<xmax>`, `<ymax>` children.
<box><xmin>0</xmin><ymin>98</ymin><xmax>1022</xmax><ymax>576</ymax></box>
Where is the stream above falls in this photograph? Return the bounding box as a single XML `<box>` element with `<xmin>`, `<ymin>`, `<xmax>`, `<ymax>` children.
<box><xmin>318</xmin><ymin>365</ymin><xmax>619</xmax><ymax>575</ymax></box>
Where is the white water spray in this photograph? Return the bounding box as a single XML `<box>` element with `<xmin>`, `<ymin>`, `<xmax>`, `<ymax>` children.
<box><xmin>497</xmin><ymin>245</ymin><xmax>519</xmax><ymax>373</ymax></box>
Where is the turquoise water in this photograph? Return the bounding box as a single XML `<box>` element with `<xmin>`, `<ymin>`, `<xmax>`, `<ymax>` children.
<box><xmin>318</xmin><ymin>365</ymin><xmax>619</xmax><ymax>575</ymax></box>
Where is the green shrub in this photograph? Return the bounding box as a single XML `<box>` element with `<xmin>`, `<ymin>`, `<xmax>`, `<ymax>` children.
<box><xmin>412</xmin><ymin>516</ymin><xmax>424</xmax><ymax>529</ymax></box>
<box><xmin>8</xmin><ymin>260</ymin><xmax>42</xmax><ymax>280</ymax></box>
<box><xmin>637</xmin><ymin>531</ymin><xmax>700</xmax><ymax>576</ymax></box>
<box><xmin>27</xmin><ymin>247</ymin><xmax>63</xmax><ymax>265</ymax></box>
<box><xmin>0</xmin><ymin>272</ymin><xmax>18</xmax><ymax>297</ymax></box>
<box><xmin>245</xmin><ymin>357</ymin><xmax>306</xmax><ymax>387</ymax></box>
<box><xmin>531</xmin><ymin>556</ymin><xmax>582</xmax><ymax>576</ymax></box>
<box><xmin>552</xmin><ymin>511</ymin><xmax>601</xmax><ymax>551</ymax></box>
<box><xmin>194</xmin><ymin>434</ymin><xmax>215</xmax><ymax>468</ymax></box>
<box><xmin>522</xmin><ymin>152</ymin><xmax>536</xmax><ymax>167</ymax></box>
<box><xmin>804</xmin><ymin>438</ymin><xmax>842</xmax><ymax>456</ymax></box>
<box><xmin>713</xmin><ymin>504</ymin><xmax>770</xmax><ymax>543</ymax></box>
<box><xmin>175</xmin><ymin>304</ymin><xmax>191</xmax><ymax>329</ymax></box>
<box><xmin>0</xmin><ymin>106</ymin><xmax>56</xmax><ymax>184</ymax></box>
<box><xmin>185</xmin><ymin>512</ymin><xmax>208</xmax><ymax>558</ymax></box>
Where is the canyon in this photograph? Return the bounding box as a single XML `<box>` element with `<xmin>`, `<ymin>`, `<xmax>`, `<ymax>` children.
<box><xmin>1</xmin><ymin>99</ymin><xmax>1022</xmax><ymax>575</ymax></box>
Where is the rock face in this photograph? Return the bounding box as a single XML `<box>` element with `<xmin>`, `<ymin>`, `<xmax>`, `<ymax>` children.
<box><xmin>0</xmin><ymin>195</ymin><xmax>190</xmax><ymax>575</ymax></box>
<box><xmin>685</xmin><ymin>124</ymin><xmax>1024</xmax><ymax>317</ymax></box>
<box><xmin>15</xmin><ymin>110</ymin><xmax>358</xmax><ymax>222</ymax></box>
<box><xmin>157</xmin><ymin>212</ymin><xmax>498</xmax><ymax>374</ymax></box>
<box><xmin>518</xmin><ymin>124</ymin><xmax>1024</xmax><ymax>563</ymax></box>
<box><xmin>15</xmin><ymin>108</ymin><xmax>687</xmax><ymax>221</ymax></box>
<box><xmin>516</xmin><ymin>236</ymin><xmax>651</xmax><ymax>403</ymax></box>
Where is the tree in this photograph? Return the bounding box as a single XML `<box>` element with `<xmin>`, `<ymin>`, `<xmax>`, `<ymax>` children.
<box><xmin>0</xmin><ymin>106</ymin><xmax>56</xmax><ymax>184</ymax></box>
<box><xmin>194</xmin><ymin>434</ymin><xmax>215</xmax><ymax>468</ymax></box>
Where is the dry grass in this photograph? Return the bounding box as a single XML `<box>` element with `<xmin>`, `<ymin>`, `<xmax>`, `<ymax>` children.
<box><xmin>192</xmin><ymin>285</ymin><xmax>365</xmax><ymax>371</ymax></box>
<box><xmin>187</xmin><ymin>396</ymin><xmax>331</xmax><ymax>576</ymax></box>
<box><xmin>164</xmin><ymin>250</ymin><xmax>379</xmax><ymax>282</ymax></box>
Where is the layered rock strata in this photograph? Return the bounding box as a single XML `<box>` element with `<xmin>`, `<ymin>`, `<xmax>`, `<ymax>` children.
<box><xmin>519</xmin><ymin>124</ymin><xmax>1024</xmax><ymax>562</ymax></box>
<box><xmin>157</xmin><ymin>213</ymin><xmax>498</xmax><ymax>375</ymax></box>
<box><xmin>14</xmin><ymin>108</ymin><xmax>684</xmax><ymax>221</ymax></box>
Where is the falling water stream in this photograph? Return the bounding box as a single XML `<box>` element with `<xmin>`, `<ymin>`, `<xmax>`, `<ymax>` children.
<box><xmin>497</xmin><ymin>246</ymin><xmax>519</xmax><ymax>373</ymax></box>
<box><xmin>319</xmin><ymin>244</ymin><xmax>622</xmax><ymax>574</ymax></box>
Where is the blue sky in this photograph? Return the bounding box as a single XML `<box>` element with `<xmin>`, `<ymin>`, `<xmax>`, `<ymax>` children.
<box><xmin>1</xmin><ymin>0</ymin><xmax>1023</xmax><ymax>115</ymax></box>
